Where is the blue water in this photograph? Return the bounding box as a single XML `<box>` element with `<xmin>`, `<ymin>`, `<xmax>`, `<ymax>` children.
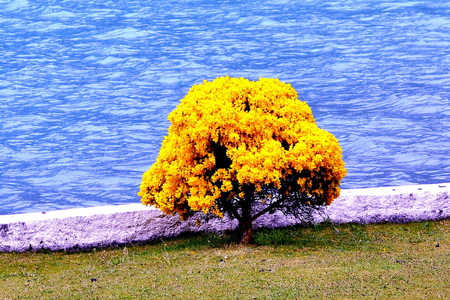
<box><xmin>1</xmin><ymin>0</ymin><xmax>450</xmax><ymax>215</ymax></box>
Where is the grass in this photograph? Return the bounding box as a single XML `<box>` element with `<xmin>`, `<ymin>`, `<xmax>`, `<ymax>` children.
<box><xmin>1</xmin><ymin>220</ymin><xmax>449</xmax><ymax>299</ymax></box>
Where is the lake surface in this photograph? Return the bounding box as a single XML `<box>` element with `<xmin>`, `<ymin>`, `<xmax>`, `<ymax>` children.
<box><xmin>1</xmin><ymin>0</ymin><xmax>450</xmax><ymax>215</ymax></box>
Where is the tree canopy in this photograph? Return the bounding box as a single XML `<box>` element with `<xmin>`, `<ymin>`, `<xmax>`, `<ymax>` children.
<box><xmin>138</xmin><ymin>76</ymin><xmax>346</xmax><ymax>243</ymax></box>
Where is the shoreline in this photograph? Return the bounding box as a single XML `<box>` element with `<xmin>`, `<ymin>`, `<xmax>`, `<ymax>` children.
<box><xmin>1</xmin><ymin>182</ymin><xmax>449</xmax><ymax>252</ymax></box>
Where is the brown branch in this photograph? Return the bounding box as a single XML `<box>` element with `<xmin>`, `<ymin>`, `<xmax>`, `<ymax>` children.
<box><xmin>247</xmin><ymin>196</ymin><xmax>286</xmax><ymax>224</ymax></box>
<box><xmin>221</xmin><ymin>198</ymin><xmax>242</xmax><ymax>223</ymax></box>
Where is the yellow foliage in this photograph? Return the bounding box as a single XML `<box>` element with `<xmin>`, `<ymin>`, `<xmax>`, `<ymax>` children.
<box><xmin>138</xmin><ymin>76</ymin><xmax>346</xmax><ymax>219</ymax></box>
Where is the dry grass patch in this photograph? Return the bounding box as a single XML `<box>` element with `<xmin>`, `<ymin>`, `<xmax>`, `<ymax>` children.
<box><xmin>1</xmin><ymin>220</ymin><xmax>449</xmax><ymax>299</ymax></box>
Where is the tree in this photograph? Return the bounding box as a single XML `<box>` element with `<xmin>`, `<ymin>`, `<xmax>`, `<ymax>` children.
<box><xmin>138</xmin><ymin>76</ymin><xmax>346</xmax><ymax>244</ymax></box>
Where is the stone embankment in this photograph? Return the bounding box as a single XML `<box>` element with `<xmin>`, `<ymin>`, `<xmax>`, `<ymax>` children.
<box><xmin>0</xmin><ymin>183</ymin><xmax>449</xmax><ymax>252</ymax></box>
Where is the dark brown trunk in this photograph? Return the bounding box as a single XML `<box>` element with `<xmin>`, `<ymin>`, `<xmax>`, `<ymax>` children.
<box><xmin>239</xmin><ymin>185</ymin><xmax>255</xmax><ymax>244</ymax></box>
<box><xmin>238</xmin><ymin>220</ymin><xmax>254</xmax><ymax>245</ymax></box>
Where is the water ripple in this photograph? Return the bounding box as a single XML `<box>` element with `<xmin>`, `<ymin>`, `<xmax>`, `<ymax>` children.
<box><xmin>1</xmin><ymin>0</ymin><xmax>449</xmax><ymax>214</ymax></box>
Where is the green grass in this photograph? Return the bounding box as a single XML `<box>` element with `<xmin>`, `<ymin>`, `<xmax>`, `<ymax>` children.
<box><xmin>1</xmin><ymin>220</ymin><xmax>449</xmax><ymax>299</ymax></box>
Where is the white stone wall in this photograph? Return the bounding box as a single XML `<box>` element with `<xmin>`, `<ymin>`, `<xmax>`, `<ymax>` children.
<box><xmin>0</xmin><ymin>183</ymin><xmax>449</xmax><ymax>252</ymax></box>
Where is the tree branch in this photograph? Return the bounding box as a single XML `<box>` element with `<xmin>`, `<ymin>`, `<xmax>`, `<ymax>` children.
<box><xmin>220</xmin><ymin>198</ymin><xmax>242</xmax><ymax>222</ymax></box>
<box><xmin>248</xmin><ymin>196</ymin><xmax>286</xmax><ymax>224</ymax></box>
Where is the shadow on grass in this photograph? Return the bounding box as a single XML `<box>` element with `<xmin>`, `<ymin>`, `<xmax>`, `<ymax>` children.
<box><xmin>142</xmin><ymin>221</ymin><xmax>374</xmax><ymax>252</ymax></box>
<box><xmin>32</xmin><ymin>223</ymin><xmax>375</xmax><ymax>254</ymax></box>
<box><xmin>254</xmin><ymin>221</ymin><xmax>373</xmax><ymax>250</ymax></box>
<box><xmin>254</xmin><ymin>219</ymin><xmax>446</xmax><ymax>251</ymax></box>
<box><xmin>33</xmin><ymin>220</ymin><xmax>444</xmax><ymax>254</ymax></box>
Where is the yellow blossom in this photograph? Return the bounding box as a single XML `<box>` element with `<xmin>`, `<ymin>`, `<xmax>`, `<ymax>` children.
<box><xmin>138</xmin><ymin>76</ymin><xmax>346</xmax><ymax>220</ymax></box>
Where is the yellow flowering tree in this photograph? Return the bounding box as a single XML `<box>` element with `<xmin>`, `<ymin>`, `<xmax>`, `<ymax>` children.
<box><xmin>139</xmin><ymin>76</ymin><xmax>346</xmax><ymax>244</ymax></box>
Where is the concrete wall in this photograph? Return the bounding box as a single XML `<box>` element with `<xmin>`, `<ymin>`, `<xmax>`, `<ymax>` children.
<box><xmin>0</xmin><ymin>183</ymin><xmax>449</xmax><ymax>252</ymax></box>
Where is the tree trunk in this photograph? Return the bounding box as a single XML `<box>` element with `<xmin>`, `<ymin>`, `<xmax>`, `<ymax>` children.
<box><xmin>239</xmin><ymin>185</ymin><xmax>255</xmax><ymax>244</ymax></box>
<box><xmin>238</xmin><ymin>220</ymin><xmax>254</xmax><ymax>245</ymax></box>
